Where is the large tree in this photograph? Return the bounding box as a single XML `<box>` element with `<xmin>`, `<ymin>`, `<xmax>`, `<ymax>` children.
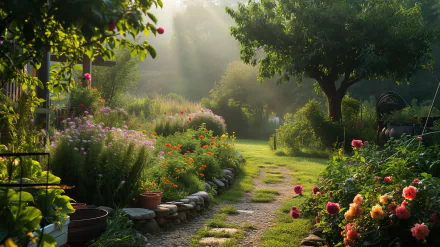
<box><xmin>226</xmin><ymin>0</ymin><xmax>436</xmax><ymax>120</ymax></box>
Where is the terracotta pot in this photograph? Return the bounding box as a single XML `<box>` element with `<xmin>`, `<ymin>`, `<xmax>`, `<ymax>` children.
<box><xmin>140</xmin><ymin>193</ymin><xmax>162</xmax><ymax>209</ymax></box>
<box><xmin>71</xmin><ymin>203</ymin><xmax>87</xmax><ymax>210</ymax></box>
<box><xmin>67</xmin><ymin>209</ymin><xmax>108</xmax><ymax>247</ymax></box>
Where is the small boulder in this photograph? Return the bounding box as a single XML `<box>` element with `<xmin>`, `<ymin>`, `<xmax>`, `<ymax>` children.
<box><xmin>138</xmin><ymin>219</ymin><xmax>160</xmax><ymax>235</ymax></box>
<box><xmin>151</xmin><ymin>207</ymin><xmax>171</xmax><ymax>218</ymax></box>
<box><xmin>122</xmin><ymin>208</ymin><xmax>155</xmax><ymax>221</ymax></box>
<box><xmin>179</xmin><ymin>198</ymin><xmax>190</xmax><ymax>204</ymax></box>
<box><xmin>212</xmin><ymin>179</ymin><xmax>225</xmax><ymax>188</ymax></box>
<box><xmin>159</xmin><ymin>204</ymin><xmax>178</xmax><ymax>214</ymax></box>
<box><xmin>191</xmin><ymin>191</ymin><xmax>210</xmax><ymax>204</ymax></box>
<box><xmin>300</xmin><ymin>234</ymin><xmax>325</xmax><ymax>247</ymax></box>
<box><xmin>186</xmin><ymin>196</ymin><xmax>201</xmax><ymax>203</ymax></box>
<box><xmin>207</xmin><ymin>181</ymin><xmax>218</xmax><ymax>189</ymax></box>
<box><xmin>204</xmin><ymin>182</ymin><xmax>211</xmax><ymax>191</ymax></box>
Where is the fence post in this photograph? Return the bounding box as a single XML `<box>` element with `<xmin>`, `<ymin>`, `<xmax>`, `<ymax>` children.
<box><xmin>273</xmin><ymin>133</ymin><xmax>277</xmax><ymax>151</ymax></box>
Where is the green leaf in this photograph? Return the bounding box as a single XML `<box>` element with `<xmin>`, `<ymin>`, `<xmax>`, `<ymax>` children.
<box><xmin>15</xmin><ymin>206</ymin><xmax>42</xmax><ymax>233</ymax></box>
<box><xmin>146</xmin><ymin>45</ymin><xmax>156</xmax><ymax>59</ymax></box>
<box><xmin>421</xmin><ymin>172</ymin><xmax>432</xmax><ymax>179</ymax></box>
<box><xmin>147</xmin><ymin>13</ymin><xmax>158</xmax><ymax>24</ymax></box>
<box><xmin>39</xmin><ymin>234</ymin><xmax>57</xmax><ymax>247</ymax></box>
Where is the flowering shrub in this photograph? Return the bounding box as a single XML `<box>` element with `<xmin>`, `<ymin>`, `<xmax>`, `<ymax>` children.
<box><xmin>296</xmin><ymin>138</ymin><xmax>440</xmax><ymax>246</ymax></box>
<box><xmin>50</xmin><ymin>116</ymin><xmax>156</xmax><ymax>207</ymax></box>
<box><xmin>149</xmin><ymin>126</ymin><xmax>239</xmax><ymax>201</ymax></box>
<box><xmin>93</xmin><ymin>106</ymin><xmax>129</xmax><ymax>128</ymax></box>
<box><xmin>154</xmin><ymin>108</ymin><xmax>227</xmax><ymax>136</ymax></box>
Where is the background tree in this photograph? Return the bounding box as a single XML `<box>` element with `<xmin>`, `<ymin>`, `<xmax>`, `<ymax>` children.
<box><xmin>93</xmin><ymin>49</ymin><xmax>140</xmax><ymax>106</ymax></box>
<box><xmin>226</xmin><ymin>0</ymin><xmax>436</xmax><ymax>121</ymax></box>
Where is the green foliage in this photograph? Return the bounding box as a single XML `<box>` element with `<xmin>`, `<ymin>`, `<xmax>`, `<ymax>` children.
<box><xmin>69</xmin><ymin>86</ymin><xmax>101</xmax><ymax>116</ymax></box>
<box><xmin>89</xmin><ymin>209</ymin><xmax>144</xmax><ymax>247</ymax></box>
<box><xmin>221</xmin><ymin>205</ymin><xmax>239</xmax><ymax>215</ymax></box>
<box><xmin>302</xmin><ymin>138</ymin><xmax>440</xmax><ymax>246</ymax></box>
<box><xmin>1</xmin><ymin>0</ymin><xmax>162</xmax><ymax>99</ymax></box>
<box><xmin>227</xmin><ymin>0</ymin><xmax>436</xmax><ymax>120</ymax></box>
<box><xmin>93</xmin><ymin>49</ymin><xmax>141</xmax><ymax>107</ymax></box>
<box><xmin>0</xmin><ymin>146</ymin><xmax>73</xmax><ymax>246</ymax></box>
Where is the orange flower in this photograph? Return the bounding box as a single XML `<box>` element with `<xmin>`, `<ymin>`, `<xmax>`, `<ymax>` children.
<box><xmin>380</xmin><ymin>194</ymin><xmax>389</xmax><ymax>204</ymax></box>
<box><xmin>370</xmin><ymin>204</ymin><xmax>385</xmax><ymax>220</ymax></box>
<box><xmin>210</xmin><ymin>142</ymin><xmax>215</xmax><ymax>145</ymax></box>
<box><xmin>145</xmin><ymin>187</ymin><xmax>149</xmax><ymax>191</ymax></box>
<box><xmin>203</xmin><ymin>145</ymin><xmax>209</xmax><ymax>149</ymax></box>
<box><xmin>207</xmin><ymin>152</ymin><xmax>213</xmax><ymax>155</ymax></box>
<box><xmin>188</xmin><ymin>158</ymin><xmax>194</xmax><ymax>163</ymax></box>
<box><xmin>165</xmin><ymin>143</ymin><xmax>171</xmax><ymax>147</ymax></box>
<box><xmin>152</xmin><ymin>132</ymin><xmax>157</xmax><ymax>135</ymax></box>
<box><xmin>199</xmin><ymin>173</ymin><xmax>204</xmax><ymax>177</ymax></box>
<box><xmin>142</xmin><ymin>130</ymin><xmax>146</xmax><ymax>133</ymax></box>
<box><xmin>353</xmin><ymin>194</ymin><xmax>363</xmax><ymax>204</ymax></box>
<box><xmin>161</xmin><ymin>177</ymin><xmax>166</xmax><ymax>180</ymax></box>
<box><xmin>199</xmin><ymin>135</ymin><xmax>204</xmax><ymax>139</ymax></box>
<box><xmin>204</xmin><ymin>129</ymin><xmax>208</xmax><ymax>133</ymax></box>
<box><xmin>167</xmin><ymin>152</ymin><xmax>171</xmax><ymax>155</ymax></box>
<box><xmin>211</xmin><ymin>136</ymin><xmax>215</xmax><ymax>140</ymax></box>
<box><xmin>178</xmin><ymin>144</ymin><xmax>182</xmax><ymax>147</ymax></box>
<box><xmin>344</xmin><ymin>203</ymin><xmax>362</xmax><ymax>221</ymax></box>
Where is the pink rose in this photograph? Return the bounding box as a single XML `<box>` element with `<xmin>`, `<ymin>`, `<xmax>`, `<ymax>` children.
<box><xmin>351</xmin><ymin>139</ymin><xmax>363</xmax><ymax>149</ymax></box>
<box><xmin>411</xmin><ymin>223</ymin><xmax>430</xmax><ymax>241</ymax></box>
<box><xmin>290</xmin><ymin>206</ymin><xmax>300</xmax><ymax>219</ymax></box>
<box><xmin>396</xmin><ymin>206</ymin><xmax>410</xmax><ymax>219</ymax></box>
<box><xmin>326</xmin><ymin>201</ymin><xmax>340</xmax><ymax>216</ymax></box>
<box><xmin>312</xmin><ymin>186</ymin><xmax>320</xmax><ymax>195</ymax></box>
<box><xmin>83</xmin><ymin>73</ymin><xmax>91</xmax><ymax>81</ymax></box>
<box><xmin>293</xmin><ymin>185</ymin><xmax>304</xmax><ymax>195</ymax></box>
<box><xmin>384</xmin><ymin>176</ymin><xmax>392</xmax><ymax>184</ymax></box>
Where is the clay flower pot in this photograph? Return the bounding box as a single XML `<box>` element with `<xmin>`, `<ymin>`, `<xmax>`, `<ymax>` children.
<box><xmin>140</xmin><ymin>192</ymin><xmax>162</xmax><ymax>209</ymax></box>
<box><xmin>68</xmin><ymin>209</ymin><xmax>108</xmax><ymax>247</ymax></box>
<box><xmin>71</xmin><ymin>203</ymin><xmax>87</xmax><ymax>210</ymax></box>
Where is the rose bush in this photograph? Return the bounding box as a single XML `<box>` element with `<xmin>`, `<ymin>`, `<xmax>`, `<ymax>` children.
<box><xmin>292</xmin><ymin>137</ymin><xmax>440</xmax><ymax>246</ymax></box>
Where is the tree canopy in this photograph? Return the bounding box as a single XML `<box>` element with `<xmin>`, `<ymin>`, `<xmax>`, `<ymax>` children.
<box><xmin>226</xmin><ymin>0</ymin><xmax>436</xmax><ymax>120</ymax></box>
<box><xmin>0</xmin><ymin>0</ymin><xmax>162</xmax><ymax>96</ymax></box>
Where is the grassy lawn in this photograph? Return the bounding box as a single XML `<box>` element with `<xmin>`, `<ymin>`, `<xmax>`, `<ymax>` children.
<box><xmin>235</xmin><ymin>139</ymin><xmax>327</xmax><ymax>247</ymax></box>
<box><xmin>251</xmin><ymin>188</ymin><xmax>279</xmax><ymax>203</ymax></box>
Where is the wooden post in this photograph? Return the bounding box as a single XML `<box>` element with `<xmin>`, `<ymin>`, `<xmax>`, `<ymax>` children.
<box><xmin>36</xmin><ymin>50</ymin><xmax>51</xmax><ymax>136</ymax></box>
<box><xmin>82</xmin><ymin>55</ymin><xmax>92</xmax><ymax>88</ymax></box>
<box><xmin>273</xmin><ymin>133</ymin><xmax>277</xmax><ymax>151</ymax></box>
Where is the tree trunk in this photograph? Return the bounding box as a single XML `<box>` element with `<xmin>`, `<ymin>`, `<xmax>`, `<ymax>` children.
<box><xmin>327</xmin><ymin>94</ymin><xmax>343</xmax><ymax>121</ymax></box>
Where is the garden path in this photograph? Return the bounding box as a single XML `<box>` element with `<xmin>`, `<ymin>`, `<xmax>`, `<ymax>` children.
<box><xmin>220</xmin><ymin>165</ymin><xmax>293</xmax><ymax>246</ymax></box>
<box><xmin>144</xmin><ymin>141</ymin><xmax>298</xmax><ymax>247</ymax></box>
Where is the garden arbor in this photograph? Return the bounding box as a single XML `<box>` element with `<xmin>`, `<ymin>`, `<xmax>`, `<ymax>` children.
<box><xmin>226</xmin><ymin>0</ymin><xmax>436</xmax><ymax>121</ymax></box>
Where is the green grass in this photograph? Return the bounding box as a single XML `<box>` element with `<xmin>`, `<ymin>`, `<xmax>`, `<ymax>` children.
<box><xmin>221</xmin><ymin>205</ymin><xmax>239</xmax><ymax>215</ymax></box>
<box><xmin>255</xmin><ymin>188</ymin><xmax>280</xmax><ymax>195</ymax></box>
<box><xmin>263</xmin><ymin>174</ymin><xmax>283</xmax><ymax>184</ymax></box>
<box><xmin>265</xmin><ymin>168</ymin><xmax>282</xmax><ymax>174</ymax></box>
<box><xmin>235</xmin><ymin>139</ymin><xmax>327</xmax><ymax>247</ymax></box>
<box><xmin>251</xmin><ymin>192</ymin><xmax>276</xmax><ymax>202</ymax></box>
<box><xmin>252</xmin><ymin>187</ymin><xmax>280</xmax><ymax>202</ymax></box>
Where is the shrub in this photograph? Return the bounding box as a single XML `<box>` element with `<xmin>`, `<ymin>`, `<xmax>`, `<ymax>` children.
<box><xmin>300</xmin><ymin>138</ymin><xmax>440</xmax><ymax>246</ymax></box>
<box><xmin>50</xmin><ymin>117</ymin><xmax>156</xmax><ymax>207</ymax></box>
<box><xmin>154</xmin><ymin>108</ymin><xmax>227</xmax><ymax>137</ymax></box>
<box><xmin>125</xmin><ymin>96</ymin><xmax>160</xmax><ymax>121</ymax></box>
<box><xmin>69</xmin><ymin>86</ymin><xmax>101</xmax><ymax>116</ymax></box>
<box><xmin>93</xmin><ymin>107</ymin><xmax>130</xmax><ymax>128</ymax></box>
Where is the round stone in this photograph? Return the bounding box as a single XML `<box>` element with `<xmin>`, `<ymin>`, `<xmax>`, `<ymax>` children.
<box><xmin>186</xmin><ymin>196</ymin><xmax>200</xmax><ymax>203</ymax></box>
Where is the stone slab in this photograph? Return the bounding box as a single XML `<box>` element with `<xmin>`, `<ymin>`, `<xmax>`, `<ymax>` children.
<box><xmin>199</xmin><ymin>237</ymin><xmax>230</xmax><ymax>245</ymax></box>
<box><xmin>209</xmin><ymin>228</ymin><xmax>240</xmax><ymax>235</ymax></box>
<box><xmin>122</xmin><ymin>208</ymin><xmax>155</xmax><ymax>220</ymax></box>
<box><xmin>237</xmin><ymin>210</ymin><xmax>255</xmax><ymax>214</ymax></box>
<box><xmin>186</xmin><ymin>196</ymin><xmax>200</xmax><ymax>203</ymax></box>
<box><xmin>212</xmin><ymin>179</ymin><xmax>225</xmax><ymax>188</ymax></box>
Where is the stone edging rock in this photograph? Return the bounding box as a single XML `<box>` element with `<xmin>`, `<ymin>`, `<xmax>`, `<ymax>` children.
<box><xmin>117</xmin><ymin>168</ymin><xmax>237</xmax><ymax>235</ymax></box>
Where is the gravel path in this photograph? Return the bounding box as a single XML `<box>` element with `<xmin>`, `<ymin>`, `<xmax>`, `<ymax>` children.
<box><xmin>144</xmin><ymin>206</ymin><xmax>218</xmax><ymax>247</ymax></box>
<box><xmin>223</xmin><ymin>166</ymin><xmax>292</xmax><ymax>247</ymax></box>
<box><xmin>144</xmin><ymin>165</ymin><xmax>293</xmax><ymax>247</ymax></box>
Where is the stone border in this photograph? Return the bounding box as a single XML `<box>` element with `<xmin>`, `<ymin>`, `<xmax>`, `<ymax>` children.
<box><xmin>114</xmin><ymin>168</ymin><xmax>237</xmax><ymax>235</ymax></box>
